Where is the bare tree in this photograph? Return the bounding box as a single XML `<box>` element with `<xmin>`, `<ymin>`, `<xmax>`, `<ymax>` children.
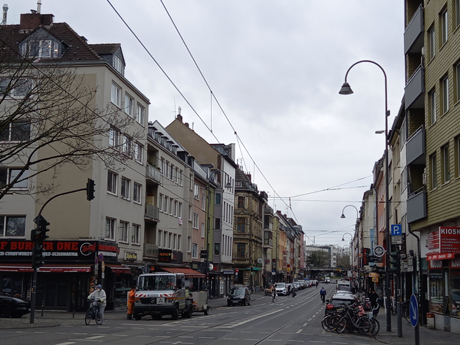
<box><xmin>0</xmin><ymin>53</ymin><xmax>145</xmax><ymax>199</ymax></box>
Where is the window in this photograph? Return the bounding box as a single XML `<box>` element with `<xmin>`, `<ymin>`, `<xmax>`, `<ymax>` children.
<box><xmin>169</xmin><ymin>198</ymin><xmax>173</xmax><ymax>215</ymax></box>
<box><xmin>173</xmin><ymin>234</ymin><xmax>177</xmax><ymax>250</ymax></box>
<box><xmin>177</xmin><ymin>235</ymin><xmax>181</xmax><ymax>251</ymax></box>
<box><xmin>0</xmin><ymin>168</ymin><xmax>28</xmax><ymax>189</ymax></box>
<box><xmin>168</xmin><ymin>233</ymin><xmax>172</xmax><ymax>249</ymax></box>
<box><xmin>214</xmin><ymin>243</ymin><xmax>220</xmax><ymax>255</ymax></box>
<box><xmin>193</xmin><ymin>213</ymin><xmax>199</xmax><ymax>229</ymax></box>
<box><xmin>215</xmin><ymin>193</ymin><xmax>221</xmax><ymax>205</ymax></box>
<box><xmin>132</xmin><ymin>224</ymin><xmax>140</xmax><ymax>244</ymax></box>
<box><xmin>456</xmin><ymin>0</ymin><xmax>460</xmax><ymax>28</ymax></box>
<box><xmin>169</xmin><ymin>164</ymin><xmax>174</xmax><ymax>180</ymax></box>
<box><xmin>164</xmin><ymin>196</ymin><xmax>169</xmax><ymax>213</ymax></box>
<box><xmin>456</xmin><ymin>136</ymin><xmax>460</xmax><ymax>177</ymax></box>
<box><xmin>179</xmin><ymin>170</ymin><xmax>183</xmax><ymax>186</ymax></box>
<box><xmin>121</xmin><ymin>135</ymin><xmax>132</xmax><ymax>156</ymax></box>
<box><xmin>134</xmin><ymin>142</ymin><xmax>143</xmax><ymax>163</ymax></box>
<box><xmin>121</xmin><ymin>177</ymin><xmax>130</xmax><ymax>200</ymax></box>
<box><xmin>192</xmin><ymin>243</ymin><xmax>198</xmax><ymax>259</ymax></box>
<box><xmin>119</xmin><ymin>221</ymin><xmax>129</xmax><ymax>243</ymax></box>
<box><xmin>215</xmin><ymin>218</ymin><xmax>221</xmax><ymax>230</ymax></box>
<box><xmin>124</xmin><ymin>93</ymin><xmax>134</xmax><ymax>117</ymax></box>
<box><xmin>238</xmin><ymin>196</ymin><xmax>245</xmax><ymax>208</ymax></box>
<box><xmin>178</xmin><ymin>202</ymin><xmax>183</xmax><ymax>219</ymax></box>
<box><xmin>430</xmin><ymin>153</ymin><xmax>438</xmax><ymax>189</ymax></box>
<box><xmin>441</xmin><ymin>76</ymin><xmax>449</xmax><ymax>114</ymax></box>
<box><xmin>157</xmin><ymin>230</ymin><xmax>162</xmax><ymax>246</ymax></box>
<box><xmin>202</xmin><ymin>192</ymin><xmax>206</xmax><ymax>210</ymax></box>
<box><xmin>137</xmin><ymin>104</ymin><xmax>145</xmax><ymax>125</ymax></box>
<box><xmin>0</xmin><ymin>216</ymin><xmax>26</xmax><ymax>237</ymax></box>
<box><xmin>159</xmin><ymin>194</ymin><xmax>163</xmax><ymax>211</ymax></box>
<box><xmin>188</xmin><ymin>205</ymin><xmax>192</xmax><ymax>221</ymax></box>
<box><xmin>441</xmin><ymin>144</ymin><xmax>450</xmax><ymax>183</ymax></box>
<box><xmin>109</xmin><ymin>127</ymin><xmax>119</xmax><ymax>148</ymax></box>
<box><xmin>21</xmin><ymin>39</ymin><xmax>61</xmax><ymax>58</ymax></box>
<box><xmin>105</xmin><ymin>218</ymin><xmax>116</xmax><ymax>240</ymax></box>
<box><xmin>237</xmin><ymin>217</ymin><xmax>245</xmax><ymax>233</ymax></box>
<box><xmin>428</xmin><ymin>26</ymin><xmax>436</xmax><ymax>60</ymax></box>
<box><xmin>161</xmin><ymin>158</ymin><xmax>165</xmax><ymax>175</ymax></box>
<box><xmin>201</xmin><ymin>223</ymin><xmax>205</xmax><ymax>238</ymax></box>
<box><xmin>440</xmin><ymin>9</ymin><xmax>448</xmax><ymax>45</ymax></box>
<box><xmin>456</xmin><ymin>63</ymin><xmax>460</xmax><ymax>103</ymax></box>
<box><xmin>163</xmin><ymin>231</ymin><xmax>167</xmax><ymax>248</ymax></box>
<box><xmin>107</xmin><ymin>171</ymin><xmax>117</xmax><ymax>194</ymax></box>
<box><xmin>429</xmin><ymin>89</ymin><xmax>437</xmax><ymax>125</ymax></box>
<box><xmin>187</xmin><ymin>236</ymin><xmax>192</xmax><ymax>253</ymax></box>
<box><xmin>113</xmin><ymin>55</ymin><xmax>124</xmax><ymax>76</ymax></box>
<box><xmin>194</xmin><ymin>184</ymin><xmax>199</xmax><ymax>199</ymax></box>
<box><xmin>189</xmin><ymin>173</ymin><xmax>193</xmax><ymax>191</ymax></box>
<box><xmin>0</xmin><ymin>121</ymin><xmax>30</xmax><ymax>141</ymax></box>
<box><xmin>111</xmin><ymin>82</ymin><xmax>121</xmax><ymax>107</ymax></box>
<box><xmin>133</xmin><ymin>183</ymin><xmax>141</xmax><ymax>203</ymax></box>
<box><xmin>236</xmin><ymin>243</ymin><xmax>246</xmax><ymax>258</ymax></box>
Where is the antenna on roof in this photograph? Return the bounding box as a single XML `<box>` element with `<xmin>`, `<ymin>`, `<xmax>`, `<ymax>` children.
<box><xmin>37</xmin><ymin>0</ymin><xmax>42</xmax><ymax>14</ymax></box>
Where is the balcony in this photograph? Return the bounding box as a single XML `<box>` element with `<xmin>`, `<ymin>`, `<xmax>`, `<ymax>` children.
<box><xmin>144</xmin><ymin>243</ymin><xmax>159</xmax><ymax>258</ymax></box>
<box><xmin>404</xmin><ymin>5</ymin><xmax>424</xmax><ymax>54</ymax></box>
<box><xmin>146</xmin><ymin>164</ymin><xmax>161</xmax><ymax>184</ymax></box>
<box><xmin>407</xmin><ymin>188</ymin><xmax>427</xmax><ymax>223</ymax></box>
<box><xmin>406</xmin><ymin>126</ymin><xmax>425</xmax><ymax>165</ymax></box>
<box><xmin>145</xmin><ymin>204</ymin><xmax>160</xmax><ymax>221</ymax></box>
<box><xmin>405</xmin><ymin>66</ymin><xmax>424</xmax><ymax>110</ymax></box>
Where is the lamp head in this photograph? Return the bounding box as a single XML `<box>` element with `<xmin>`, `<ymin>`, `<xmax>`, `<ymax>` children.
<box><xmin>342</xmin><ymin>237</ymin><xmax>345</xmax><ymax>241</ymax></box>
<box><xmin>339</xmin><ymin>82</ymin><xmax>353</xmax><ymax>95</ymax></box>
<box><xmin>340</xmin><ymin>214</ymin><xmax>346</xmax><ymax>219</ymax></box>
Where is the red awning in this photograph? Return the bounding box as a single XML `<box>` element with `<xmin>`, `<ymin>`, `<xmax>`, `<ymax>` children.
<box><xmin>105</xmin><ymin>263</ymin><xmax>131</xmax><ymax>273</ymax></box>
<box><xmin>161</xmin><ymin>267</ymin><xmax>205</xmax><ymax>278</ymax></box>
<box><xmin>0</xmin><ymin>263</ymin><xmax>91</xmax><ymax>273</ymax></box>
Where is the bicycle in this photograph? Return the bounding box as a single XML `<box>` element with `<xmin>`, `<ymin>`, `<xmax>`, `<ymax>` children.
<box><xmin>336</xmin><ymin>305</ymin><xmax>373</xmax><ymax>335</ymax></box>
<box><xmin>85</xmin><ymin>298</ymin><xmax>102</xmax><ymax>325</ymax></box>
<box><xmin>401</xmin><ymin>300</ymin><xmax>411</xmax><ymax>322</ymax></box>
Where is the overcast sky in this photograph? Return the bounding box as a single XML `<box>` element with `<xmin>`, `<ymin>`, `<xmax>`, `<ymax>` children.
<box><xmin>9</xmin><ymin>1</ymin><xmax>405</xmax><ymax>247</ymax></box>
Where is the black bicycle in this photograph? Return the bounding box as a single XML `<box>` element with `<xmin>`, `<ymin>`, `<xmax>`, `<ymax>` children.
<box><xmin>85</xmin><ymin>298</ymin><xmax>101</xmax><ymax>325</ymax></box>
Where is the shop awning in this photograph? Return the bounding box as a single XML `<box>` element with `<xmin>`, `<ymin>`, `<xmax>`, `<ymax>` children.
<box><xmin>105</xmin><ymin>263</ymin><xmax>131</xmax><ymax>273</ymax></box>
<box><xmin>161</xmin><ymin>267</ymin><xmax>205</xmax><ymax>278</ymax></box>
<box><xmin>0</xmin><ymin>263</ymin><xmax>91</xmax><ymax>273</ymax></box>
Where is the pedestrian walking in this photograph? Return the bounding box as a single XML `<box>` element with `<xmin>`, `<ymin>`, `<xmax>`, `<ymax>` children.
<box><xmin>87</xmin><ymin>284</ymin><xmax>106</xmax><ymax>325</ymax></box>
<box><xmin>315</xmin><ymin>281</ymin><xmax>318</xmax><ymax>288</ymax></box>
<box><xmin>127</xmin><ymin>285</ymin><xmax>136</xmax><ymax>320</ymax></box>
<box><xmin>271</xmin><ymin>285</ymin><xmax>277</xmax><ymax>303</ymax></box>
<box><xmin>369</xmin><ymin>290</ymin><xmax>379</xmax><ymax>309</ymax></box>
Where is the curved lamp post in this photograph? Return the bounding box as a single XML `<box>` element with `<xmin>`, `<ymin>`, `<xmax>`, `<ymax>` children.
<box><xmin>342</xmin><ymin>232</ymin><xmax>354</xmax><ymax>274</ymax></box>
<box><xmin>339</xmin><ymin>60</ymin><xmax>391</xmax><ymax>332</ymax></box>
<box><xmin>341</xmin><ymin>205</ymin><xmax>360</xmax><ymax>289</ymax></box>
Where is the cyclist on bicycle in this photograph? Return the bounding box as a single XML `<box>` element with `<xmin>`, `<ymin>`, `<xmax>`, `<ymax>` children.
<box><xmin>88</xmin><ymin>284</ymin><xmax>107</xmax><ymax>325</ymax></box>
<box><xmin>320</xmin><ymin>287</ymin><xmax>326</xmax><ymax>303</ymax></box>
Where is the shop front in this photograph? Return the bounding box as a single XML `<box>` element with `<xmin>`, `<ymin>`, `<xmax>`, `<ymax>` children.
<box><xmin>427</xmin><ymin>226</ymin><xmax>460</xmax><ymax>333</ymax></box>
<box><xmin>0</xmin><ymin>239</ymin><xmax>131</xmax><ymax>311</ymax></box>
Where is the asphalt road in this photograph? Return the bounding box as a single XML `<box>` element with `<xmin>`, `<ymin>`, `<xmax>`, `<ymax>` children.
<box><xmin>4</xmin><ymin>283</ymin><xmax>457</xmax><ymax>345</ymax></box>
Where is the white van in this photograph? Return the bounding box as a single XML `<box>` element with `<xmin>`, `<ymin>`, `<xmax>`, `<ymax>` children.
<box><xmin>337</xmin><ymin>280</ymin><xmax>351</xmax><ymax>292</ymax></box>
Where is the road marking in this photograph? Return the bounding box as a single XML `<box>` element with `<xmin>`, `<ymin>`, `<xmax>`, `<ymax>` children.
<box><xmin>215</xmin><ymin>309</ymin><xmax>282</xmax><ymax>328</ymax></box>
<box><xmin>303</xmin><ymin>322</ymin><xmax>308</xmax><ymax>326</ymax></box>
<box><xmin>296</xmin><ymin>329</ymin><xmax>303</xmax><ymax>333</ymax></box>
<box><xmin>56</xmin><ymin>343</ymin><xmax>76</xmax><ymax>345</ymax></box>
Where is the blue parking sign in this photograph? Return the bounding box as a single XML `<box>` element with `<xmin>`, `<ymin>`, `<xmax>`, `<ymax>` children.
<box><xmin>391</xmin><ymin>224</ymin><xmax>402</xmax><ymax>236</ymax></box>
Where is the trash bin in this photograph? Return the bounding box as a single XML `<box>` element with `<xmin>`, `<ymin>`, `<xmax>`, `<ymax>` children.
<box><xmin>427</xmin><ymin>312</ymin><xmax>435</xmax><ymax>329</ymax></box>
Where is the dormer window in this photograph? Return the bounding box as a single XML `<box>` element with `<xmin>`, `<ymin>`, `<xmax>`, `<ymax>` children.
<box><xmin>21</xmin><ymin>39</ymin><xmax>61</xmax><ymax>59</ymax></box>
<box><xmin>113</xmin><ymin>55</ymin><xmax>125</xmax><ymax>76</ymax></box>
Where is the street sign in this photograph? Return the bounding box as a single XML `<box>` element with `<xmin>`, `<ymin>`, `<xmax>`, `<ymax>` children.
<box><xmin>374</xmin><ymin>245</ymin><xmax>385</xmax><ymax>257</ymax></box>
<box><xmin>391</xmin><ymin>224</ymin><xmax>402</xmax><ymax>236</ymax></box>
<box><xmin>391</xmin><ymin>235</ymin><xmax>403</xmax><ymax>244</ymax></box>
<box><xmin>410</xmin><ymin>294</ymin><xmax>419</xmax><ymax>327</ymax></box>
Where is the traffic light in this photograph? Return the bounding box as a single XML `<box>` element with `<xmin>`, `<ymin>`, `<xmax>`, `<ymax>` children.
<box><xmin>86</xmin><ymin>178</ymin><xmax>95</xmax><ymax>201</ymax></box>
<box><xmin>389</xmin><ymin>251</ymin><xmax>400</xmax><ymax>273</ymax></box>
<box><xmin>31</xmin><ymin>215</ymin><xmax>50</xmax><ymax>269</ymax></box>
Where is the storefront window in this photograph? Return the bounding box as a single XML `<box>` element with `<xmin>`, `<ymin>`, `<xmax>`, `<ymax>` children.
<box><xmin>451</xmin><ymin>270</ymin><xmax>460</xmax><ymax>317</ymax></box>
<box><xmin>429</xmin><ymin>272</ymin><xmax>443</xmax><ymax>313</ymax></box>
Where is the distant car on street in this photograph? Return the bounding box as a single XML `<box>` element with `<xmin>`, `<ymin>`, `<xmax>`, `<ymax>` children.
<box><xmin>274</xmin><ymin>283</ymin><xmax>288</xmax><ymax>296</ymax></box>
<box><xmin>325</xmin><ymin>277</ymin><xmax>331</xmax><ymax>284</ymax></box>
<box><xmin>227</xmin><ymin>285</ymin><xmax>251</xmax><ymax>306</ymax></box>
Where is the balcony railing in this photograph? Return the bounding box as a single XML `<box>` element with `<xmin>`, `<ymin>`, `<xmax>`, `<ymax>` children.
<box><xmin>145</xmin><ymin>204</ymin><xmax>160</xmax><ymax>221</ymax></box>
<box><xmin>146</xmin><ymin>164</ymin><xmax>161</xmax><ymax>184</ymax></box>
<box><xmin>144</xmin><ymin>243</ymin><xmax>159</xmax><ymax>258</ymax></box>
<box><xmin>404</xmin><ymin>5</ymin><xmax>424</xmax><ymax>54</ymax></box>
<box><xmin>406</xmin><ymin>126</ymin><xmax>425</xmax><ymax>165</ymax></box>
<box><xmin>407</xmin><ymin>188</ymin><xmax>427</xmax><ymax>223</ymax></box>
<box><xmin>405</xmin><ymin>65</ymin><xmax>424</xmax><ymax>110</ymax></box>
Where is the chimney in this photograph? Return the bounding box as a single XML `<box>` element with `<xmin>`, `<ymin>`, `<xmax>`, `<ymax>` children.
<box><xmin>37</xmin><ymin>0</ymin><xmax>42</xmax><ymax>14</ymax></box>
<box><xmin>1</xmin><ymin>4</ymin><xmax>7</xmax><ymax>25</ymax></box>
<box><xmin>20</xmin><ymin>12</ymin><xmax>53</xmax><ymax>30</ymax></box>
<box><xmin>177</xmin><ymin>114</ymin><xmax>183</xmax><ymax>123</ymax></box>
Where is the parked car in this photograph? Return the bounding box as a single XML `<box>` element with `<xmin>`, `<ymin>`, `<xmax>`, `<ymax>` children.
<box><xmin>325</xmin><ymin>293</ymin><xmax>357</xmax><ymax>316</ymax></box>
<box><xmin>325</xmin><ymin>277</ymin><xmax>331</xmax><ymax>283</ymax></box>
<box><xmin>274</xmin><ymin>283</ymin><xmax>288</xmax><ymax>296</ymax></box>
<box><xmin>227</xmin><ymin>285</ymin><xmax>251</xmax><ymax>306</ymax></box>
<box><xmin>0</xmin><ymin>291</ymin><xmax>31</xmax><ymax>318</ymax></box>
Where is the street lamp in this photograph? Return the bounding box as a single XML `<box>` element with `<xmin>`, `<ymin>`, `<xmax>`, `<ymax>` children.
<box><xmin>339</xmin><ymin>60</ymin><xmax>391</xmax><ymax>332</ymax></box>
<box><xmin>341</xmin><ymin>232</ymin><xmax>354</xmax><ymax>276</ymax></box>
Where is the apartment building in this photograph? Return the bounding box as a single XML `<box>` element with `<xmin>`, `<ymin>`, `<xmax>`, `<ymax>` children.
<box><xmin>0</xmin><ymin>10</ymin><xmax>148</xmax><ymax>310</ymax></box>
<box><xmin>404</xmin><ymin>0</ymin><xmax>460</xmax><ymax>332</ymax></box>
